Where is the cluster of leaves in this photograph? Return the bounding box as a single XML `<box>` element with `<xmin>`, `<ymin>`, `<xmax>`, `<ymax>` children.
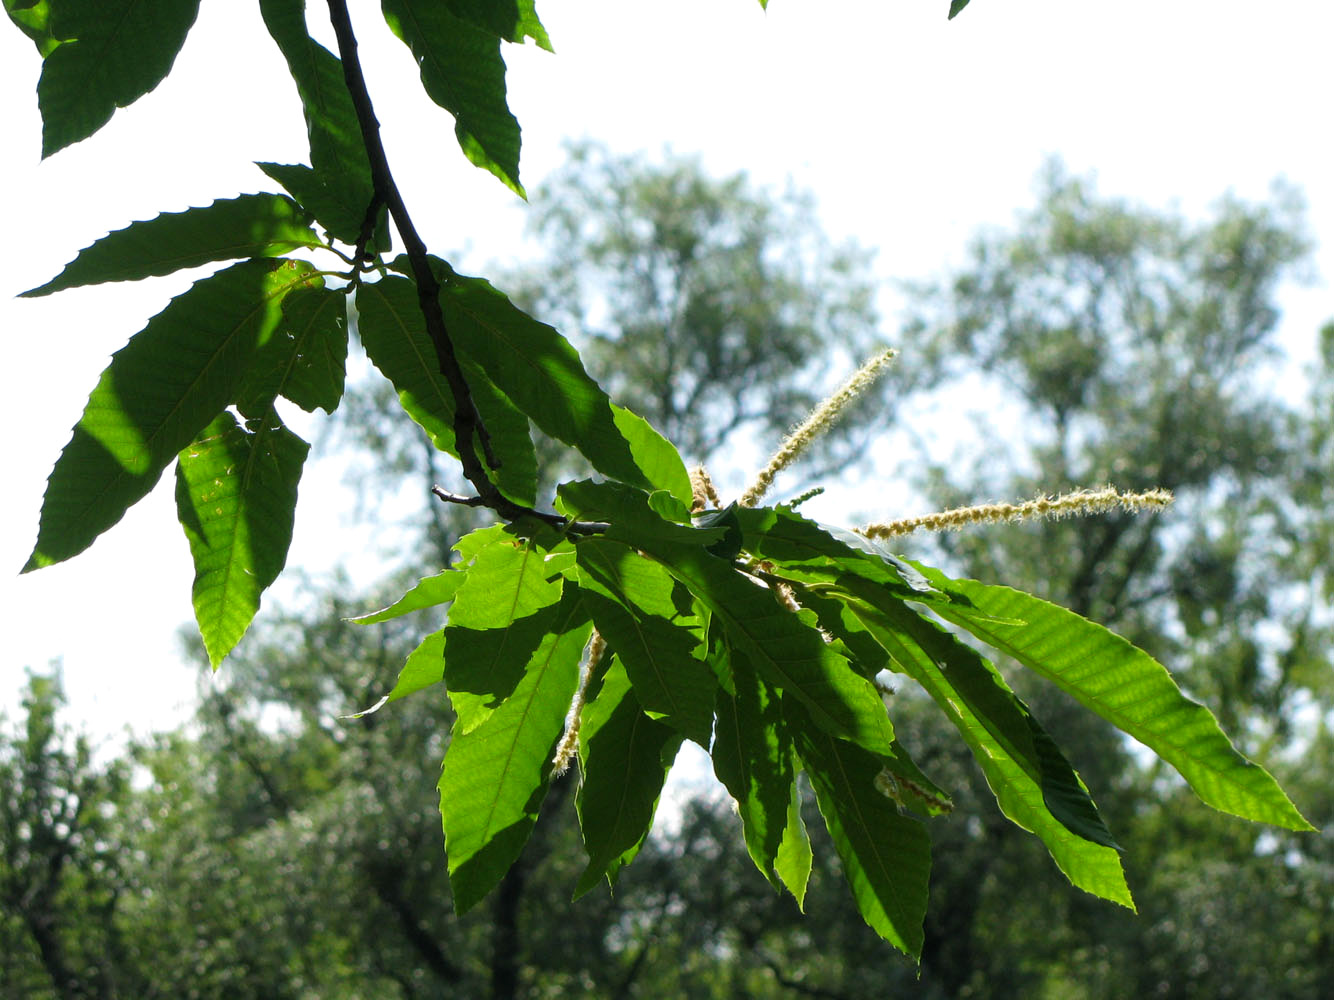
<box><xmin>8</xmin><ymin>0</ymin><xmax>1313</xmax><ymax>959</ymax></box>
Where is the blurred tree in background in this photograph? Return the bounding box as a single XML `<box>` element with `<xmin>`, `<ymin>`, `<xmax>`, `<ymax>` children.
<box><xmin>2</xmin><ymin>156</ymin><xmax>1329</xmax><ymax>998</ymax></box>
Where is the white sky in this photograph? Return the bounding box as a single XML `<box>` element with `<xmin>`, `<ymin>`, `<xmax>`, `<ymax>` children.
<box><xmin>1</xmin><ymin>0</ymin><xmax>1330</xmax><ymax>741</ymax></box>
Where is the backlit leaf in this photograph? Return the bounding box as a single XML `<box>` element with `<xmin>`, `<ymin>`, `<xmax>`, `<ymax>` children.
<box><xmin>574</xmin><ymin>657</ymin><xmax>683</xmax><ymax>896</ymax></box>
<box><xmin>356</xmin><ymin>276</ymin><xmax>537</xmax><ymax>505</ymax></box>
<box><xmin>793</xmin><ymin>704</ymin><xmax>932</xmax><ymax>958</ymax></box>
<box><xmin>914</xmin><ymin>566</ymin><xmax>1316</xmax><ymax>832</ymax></box>
<box><xmin>381</xmin><ymin>0</ymin><xmax>524</xmax><ymax>195</ymax></box>
<box><xmin>237</xmin><ymin>286</ymin><xmax>348</xmax><ymax>416</ymax></box>
<box><xmin>22</xmin><ymin>194</ymin><xmax>320</xmax><ymax>297</ymax></box>
<box><xmin>439</xmin><ymin>595</ymin><xmax>590</xmax><ymax>912</ymax></box>
<box><xmin>174</xmin><ymin>408</ymin><xmax>308</xmax><ymax>668</ymax></box>
<box><xmin>37</xmin><ymin>0</ymin><xmax>200</xmax><ymax>156</ymax></box>
<box><xmin>847</xmin><ymin>595</ymin><xmax>1133</xmax><ymax>907</ymax></box>
<box><xmin>573</xmin><ymin>537</ymin><xmax>714</xmax><ymax>745</ymax></box>
<box><xmin>24</xmin><ymin>259</ymin><xmax>319</xmax><ymax>572</ymax></box>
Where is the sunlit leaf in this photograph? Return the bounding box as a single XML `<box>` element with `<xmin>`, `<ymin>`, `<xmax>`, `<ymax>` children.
<box><xmin>847</xmin><ymin>595</ymin><xmax>1134</xmax><ymax>907</ymax></box>
<box><xmin>439</xmin><ymin>594</ymin><xmax>590</xmax><ymax>913</ymax></box>
<box><xmin>440</xmin><ymin>0</ymin><xmax>552</xmax><ymax>50</ymax></box>
<box><xmin>574</xmin><ymin>657</ymin><xmax>683</xmax><ymax>896</ymax></box>
<box><xmin>349</xmin><ymin>569</ymin><xmax>465</xmax><ymax>625</ymax></box>
<box><xmin>237</xmin><ymin>286</ymin><xmax>348</xmax><ymax>416</ymax></box>
<box><xmin>36</xmin><ymin>0</ymin><xmax>201</xmax><ymax>156</ymax></box>
<box><xmin>24</xmin><ymin>259</ymin><xmax>319</xmax><ymax>572</ymax></box>
<box><xmin>792</xmin><ymin>703</ymin><xmax>932</xmax><ymax>958</ymax></box>
<box><xmin>381</xmin><ymin>0</ymin><xmax>524</xmax><ymax>195</ymax></box>
<box><xmin>356</xmin><ymin>276</ymin><xmax>538</xmax><ymax>505</ymax></box>
<box><xmin>175</xmin><ymin>408</ymin><xmax>308</xmax><ymax>668</ymax></box>
<box><xmin>913</xmin><ymin>566</ymin><xmax>1316</xmax><ymax>832</ymax></box>
<box><xmin>22</xmin><ymin>194</ymin><xmax>320</xmax><ymax>297</ymax></box>
<box><xmin>573</xmin><ymin>537</ymin><xmax>715</xmax><ymax>745</ymax></box>
<box><xmin>712</xmin><ymin>647</ymin><xmax>795</xmax><ymax>889</ymax></box>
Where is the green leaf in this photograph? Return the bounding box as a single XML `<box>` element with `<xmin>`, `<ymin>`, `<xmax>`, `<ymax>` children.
<box><xmin>637</xmin><ymin>537</ymin><xmax>895</xmax><ymax>755</ymax></box>
<box><xmin>774</xmin><ymin>780</ymin><xmax>813</xmax><ymax>910</ymax></box>
<box><xmin>24</xmin><ymin>259</ymin><xmax>319</xmax><ymax>572</ymax></box>
<box><xmin>349</xmin><ymin>569</ymin><xmax>465</xmax><ymax>625</ymax></box>
<box><xmin>426</xmin><ymin>263</ymin><xmax>665</xmax><ymax>494</ymax></box>
<box><xmin>36</xmin><ymin>0</ymin><xmax>201</xmax><ymax>157</ymax></box>
<box><xmin>572</xmin><ymin>537</ymin><xmax>715</xmax><ymax>746</ymax></box>
<box><xmin>442</xmin><ymin>531</ymin><xmax>565</xmax><ymax>732</ymax></box>
<box><xmin>356</xmin><ymin>276</ymin><xmax>537</xmax><ymax>505</ymax></box>
<box><xmin>258</xmin><ymin>0</ymin><xmax>381</xmax><ymax>248</ymax></box>
<box><xmin>948</xmin><ymin>0</ymin><xmax>971</xmax><ymax>18</ymax></box>
<box><xmin>611</xmin><ymin>405</ymin><xmax>692</xmax><ymax>506</ymax></box>
<box><xmin>438</xmin><ymin>0</ymin><xmax>552</xmax><ymax>50</ymax></box>
<box><xmin>5</xmin><ymin>1</ymin><xmax>62</xmax><ymax>58</ymax></box>
<box><xmin>847</xmin><ymin>596</ymin><xmax>1133</xmax><ymax>907</ymax></box>
<box><xmin>381</xmin><ymin>0</ymin><xmax>525</xmax><ymax>195</ymax></box>
<box><xmin>22</xmin><ymin>195</ymin><xmax>321</xmax><ymax>297</ymax></box>
<box><xmin>557</xmin><ymin>480</ymin><xmax>724</xmax><ymax>547</ymax></box>
<box><xmin>174</xmin><ymin>409</ymin><xmax>308</xmax><ymax>668</ymax></box>
<box><xmin>912</xmin><ymin>566</ymin><xmax>1316</xmax><ymax>832</ymax></box>
<box><xmin>712</xmin><ymin>648</ymin><xmax>796</xmax><ymax>890</ymax></box>
<box><xmin>792</xmin><ymin>705</ymin><xmax>932</xmax><ymax>958</ymax></box>
<box><xmin>574</xmin><ymin>657</ymin><xmax>683</xmax><ymax>896</ymax></box>
<box><xmin>256</xmin><ymin>162</ymin><xmax>384</xmax><ymax>251</ymax></box>
<box><xmin>439</xmin><ymin>594</ymin><xmax>590</xmax><ymax>913</ymax></box>
<box><xmin>234</xmin><ymin>286</ymin><xmax>348</xmax><ymax>417</ymax></box>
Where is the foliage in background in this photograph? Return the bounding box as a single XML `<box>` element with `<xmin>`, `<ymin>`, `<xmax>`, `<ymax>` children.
<box><xmin>5</xmin><ymin>0</ymin><xmax>1320</xmax><ymax>971</ymax></box>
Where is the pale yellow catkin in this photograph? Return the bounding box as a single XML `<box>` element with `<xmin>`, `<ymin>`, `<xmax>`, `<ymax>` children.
<box><xmin>551</xmin><ymin>631</ymin><xmax>606</xmax><ymax>778</ymax></box>
<box><xmin>689</xmin><ymin>465</ymin><xmax>721</xmax><ymax>513</ymax></box>
<box><xmin>740</xmin><ymin>349</ymin><xmax>896</xmax><ymax>508</ymax></box>
<box><xmin>859</xmin><ymin>486</ymin><xmax>1173</xmax><ymax>540</ymax></box>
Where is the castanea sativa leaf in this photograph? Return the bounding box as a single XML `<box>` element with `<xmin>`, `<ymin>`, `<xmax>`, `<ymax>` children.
<box><xmin>847</xmin><ymin>595</ymin><xmax>1134</xmax><ymax>908</ymax></box>
<box><xmin>174</xmin><ymin>409</ymin><xmax>309</xmax><ymax>668</ymax></box>
<box><xmin>420</xmin><ymin>262</ymin><xmax>678</xmax><ymax>497</ymax></box>
<box><xmin>439</xmin><ymin>594</ymin><xmax>591</xmax><ymax>913</ymax></box>
<box><xmin>258</xmin><ymin>0</ymin><xmax>381</xmax><ymax>247</ymax></box>
<box><xmin>792</xmin><ymin>704</ymin><xmax>932</xmax><ymax>957</ymax></box>
<box><xmin>236</xmin><ymin>286</ymin><xmax>349</xmax><ymax>417</ymax></box>
<box><xmin>912</xmin><ymin>566</ymin><xmax>1316</xmax><ymax>832</ymax></box>
<box><xmin>712</xmin><ymin>647</ymin><xmax>798</xmax><ymax>890</ymax></box>
<box><xmin>22</xmin><ymin>195</ymin><xmax>322</xmax><ymax>297</ymax></box>
<box><xmin>441</xmin><ymin>527</ymin><xmax>566</xmax><ymax>732</ymax></box>
<box><xmin>573</xmin><ymin>537</ymin><xmax>715</xmax><ymax>746</ymax></box>
<box><xmin>356</xmin><ymin>276</ymin><xmax>538</xmax><ymax>505</ymax></box>
<box><xmin>24</xmin><ymin>258</ymin><xmax>321</xmax><ymax>573</ymax></box>
<box><xmin>438</xmin><ymin>0</ymin><xmax>552</xmax><ymax>50</ymax></box>
<box><xmin>35</xmin><ymin>0</ymin><xmax>201</xmax><ymax>157</ymax></box>
<box><xmin>574</xmin><ymin>657</ymin><xmax>683</xmax><ymax>896</ymax></box>
<box><xmin>381</xmin><ymin>0</ymin><xmax>525</xmax><ymax>195</ymax></box>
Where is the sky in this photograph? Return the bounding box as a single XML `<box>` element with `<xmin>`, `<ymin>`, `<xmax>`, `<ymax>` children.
<box><xmin>2</xmin><ymin>0</ymin><xmax>1331</xmax><ymax>743</ymax></box>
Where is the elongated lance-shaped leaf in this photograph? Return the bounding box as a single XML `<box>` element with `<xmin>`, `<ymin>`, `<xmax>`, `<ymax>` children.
<box><xmin>629</xmin><ymin>532</ymin><xmax>895</xmax><ymax>756</ymax></box>
<box><xmin>558</xmin><ymin>480</ymin><xmax>721</xmax><ymax>545</ymax></box>
<box><xmin>574</xmin><ymin>657</ymin><xmax>683</xmax><ymax>897</ymax></box>
<box><xmin>349</xmin><ymin>569</ymin><xmax>465</xmax><ymax>625</ymax></box>
<box><xmin>610</xmin><ymin>405</ymin><xmax>692</xmax><ymax>507</ymax></box>
<box><xmin>258</xmin><ymin>0</ymin><xmax>382</xmax><ymax>248</ymax></box>
<box><xmin>443</xmin><ymin>530</ymin><xmax>565</xmax><ymax>732</ymax></box>
<box><xmin>236</xmin><ymin>286</ymin><xmax>348</xmax><ymax>417</ymax></box>
<box><xmin>402</xmin><ymin>259</ymin><xmax>671</xmax><ymax>496</ymax></box>
<box><xmin>911</xmin><ymin>565</ymin><xmax>1315</xmax><ymax>831</ymax></box>
<box><xmin>36</xmin><ymin>0</ymin><xmax>200</xmax><ymax>157</ymax></box>
<box><xmin>439</xmin><ymin>0</ymin><xmax>552</xmax><ymax>49</ymax></box>
<box><xmin>22</xmin><ymin>195</ymin><xmax>321</xmax><ymax>297</ymax></box>
<box><xmin>847</xmin><ymin>595</ymin><xmax>1133</xmax><ymax>907</ymax></box>
<box><xmin>712</xmin><ymin>644</ymin><xmax>798</xmax><ymax>890</ymax></box>
<box><xmin>791</xmin><ymin>701</ymin><xmax>932</xmax><ymax>959</ymax></box>
<box><xmin>381</xmin><ymin>0</ymin><xmax>525</xmax><ymax>195</ymax></box>
<box><xmin>175</xmin><ymin>409</ymin><xmax>308</xmax><ymax>668</ymax></box>
<box><xmin>573</xmin><ymin>537</ymin><xmax>715</xmax><ymax>746</ymax></box>
<box><xmin>775</xmin><ymin>779</ymin><xmax>813</xmax><ymax>909</ymax></box>
<box><xmin>439</xmin><ymin>594</ymin><xmax>591</xmax><ymax>913</ymax></box>
<box><xmin>356</xmin><ymin>276</ymin><xmax>538</xmax><ymax>505</ymax></box>
<box><xmin>24</xmin><ymin>259</ymin><xmax>320</xmax><ymax>573</ymax></box>
<box><xmin>948</xmin><ymin>0</ymin><xmax>972</xmax><ymax>19</ymax></box>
